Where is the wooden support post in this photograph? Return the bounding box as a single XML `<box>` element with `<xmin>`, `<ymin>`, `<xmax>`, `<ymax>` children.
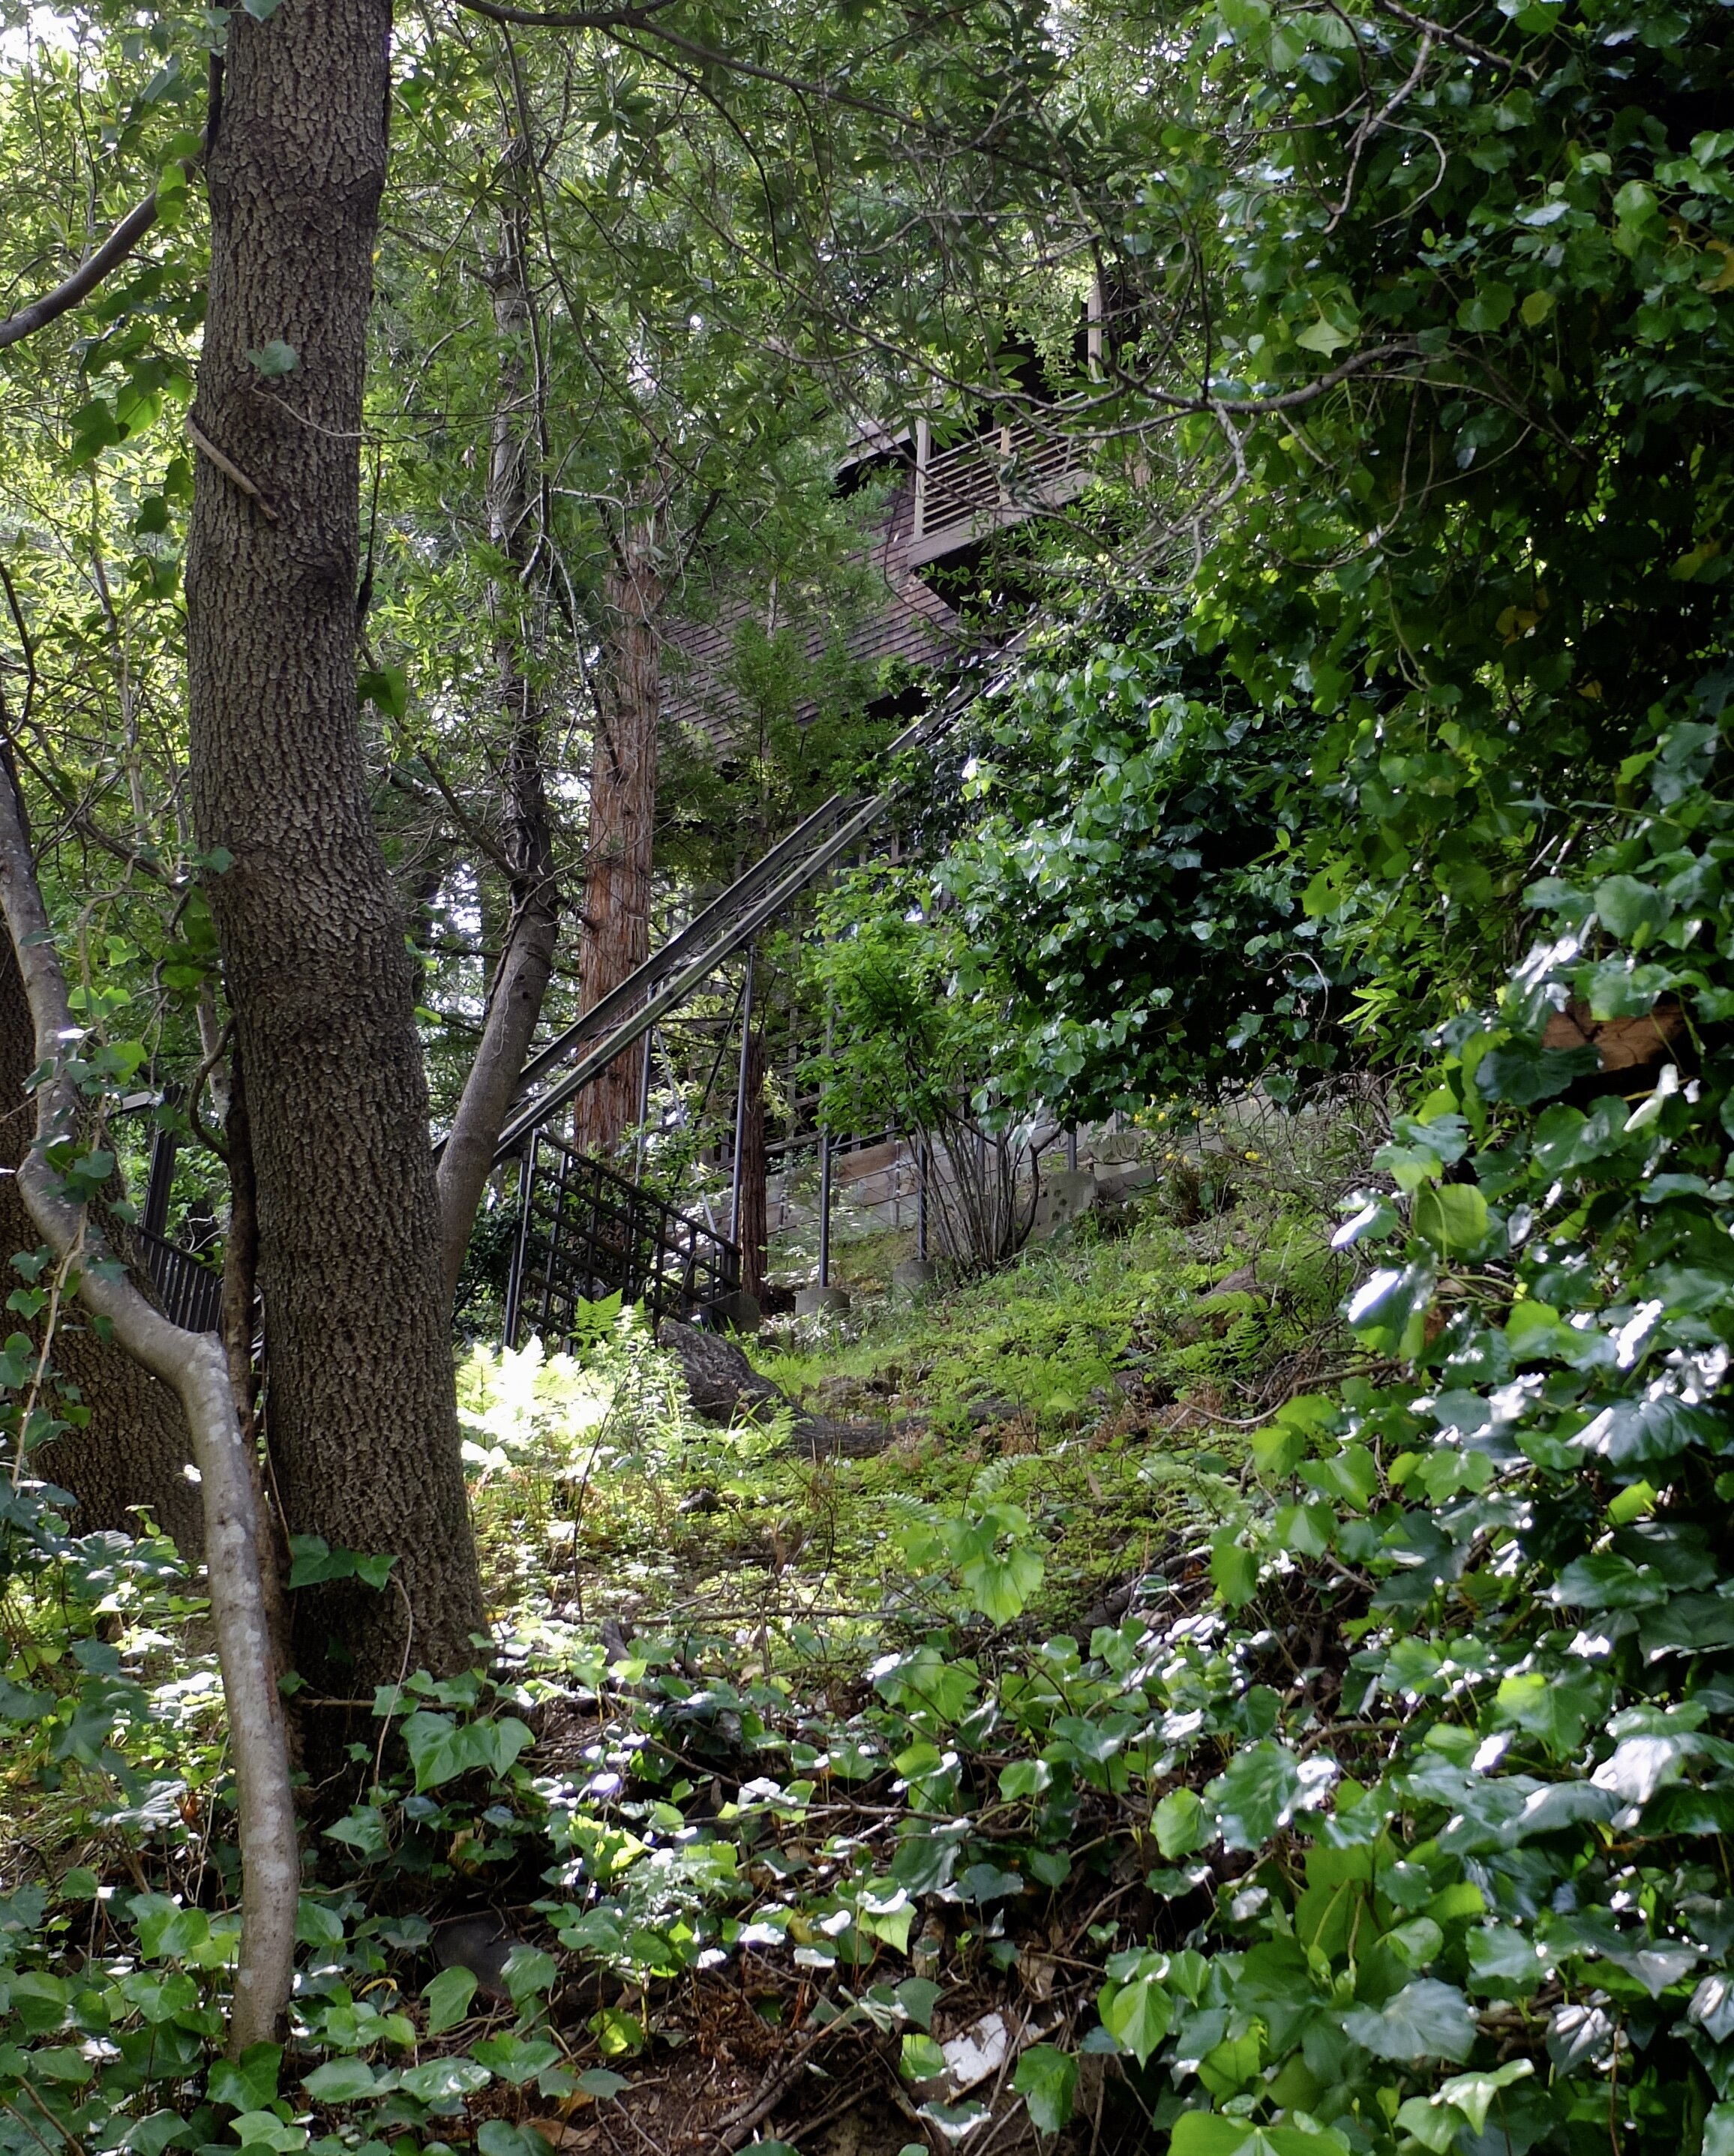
<box><xmin>634</xmin><ymin>1027</ymin><xmax>654</xmax><ymax>1182</ymax></box>
<box><xmin>818</xmin><ymin>1004</ymin><xmax>833</xmax><ymax>1289</ymax></box>
<box><xmin>918</xmin><ymin>1138</ymin><xmax>928</xmax><ymax>1263</ymax></box>
<box><xmin>729</xmin><ymin>945</ymin><xmax>756</xmax><ymax>1242</ymax></box>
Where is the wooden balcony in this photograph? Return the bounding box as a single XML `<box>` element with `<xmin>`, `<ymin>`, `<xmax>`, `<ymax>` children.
<box><xmin>907</xmin><ymin>417</ymin><xmax>1090</xmax><ymax>567</ymax></box>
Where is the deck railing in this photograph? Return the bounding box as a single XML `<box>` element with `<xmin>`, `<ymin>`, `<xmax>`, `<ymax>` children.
<box><xmin>910</xmin><ymin>419</ymin><xmax>1089</xmax><ymax>565</ymax></box>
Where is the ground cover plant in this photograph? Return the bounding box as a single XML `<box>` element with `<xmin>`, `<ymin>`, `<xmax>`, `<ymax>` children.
<box><xmin>6</xmin><ymin>779</ymin><xmax>1733</xmax><ymax>2156</ymax></box>
<box><xmin>3</xmin><ymin>0</ymin><xmax>1734</xmax><ymax>2150</ymax></box>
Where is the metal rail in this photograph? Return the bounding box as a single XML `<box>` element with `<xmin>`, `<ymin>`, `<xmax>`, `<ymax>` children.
<box><xmin>135</xmin><ymin>1225</ymin><xmax>224</xmax><ymax>1334</ymax></box>
<box><xmin>503</xmin><ymin>1130</ymin><xmax>740</xmax><ymax>1343</ymax></box>
<box><xmin>476</xmin><ymin>649</ymin><xmax>1010</xmax><ymax>1165</ymax></box>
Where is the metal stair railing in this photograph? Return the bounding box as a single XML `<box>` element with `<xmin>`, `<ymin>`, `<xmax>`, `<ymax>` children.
<box><xmin>474</xmin><ymin>646</ymin><xmax>1014</xmax><ymax>1164</ymax></box>
<box><xmin>135</xmin><ymin>1225</ymin><xmax>225</xmax><ymax>1334</ymax></box>
<box><xmin>502</xmin><ymin>1129</ymin><xmax>740</xmax><ymax>1343</ymax></box>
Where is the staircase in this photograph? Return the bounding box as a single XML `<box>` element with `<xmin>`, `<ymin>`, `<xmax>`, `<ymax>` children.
<box><xmin>503</xmin><ymin>1131</ymin><xmax>740</xmax><ymax>1344</ymax></box>
<box><xmin>471</xmin><ymin>649</ymin><xmax>1014</xmax><ymax>1335</ymax></box>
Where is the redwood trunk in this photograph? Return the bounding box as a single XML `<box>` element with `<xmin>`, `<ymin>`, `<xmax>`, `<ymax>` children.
<box><xmin>572</xmin><ymin>514</ymin><xmax>662</xmax><ymax>1158</ymax></box>
<box><xmin>436</xmin><ymin>174</ymin><xmax>559</xmax><ymax>1305</ymax></box>
<box><xmin>184</xmin><ymin>0</ymin><xmax>484</xmax><ymax>1690</ymax></box>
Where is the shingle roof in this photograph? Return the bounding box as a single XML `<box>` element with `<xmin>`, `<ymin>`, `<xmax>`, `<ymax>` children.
<box><xmin>662</xmin><ymin>472</ymin><xmax>968</xmax><ymax>753</ymax></box>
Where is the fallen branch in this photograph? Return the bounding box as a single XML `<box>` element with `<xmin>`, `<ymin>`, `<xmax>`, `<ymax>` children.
<box><xmin>0</xmin><ymin>755</ymin><xmax>296</xmax><ymax>2053</ymax></box>
<box><xmin>712</xmin><ymin>2030</ymin><xmax>828</xmax><ymax>2149</ymax></box>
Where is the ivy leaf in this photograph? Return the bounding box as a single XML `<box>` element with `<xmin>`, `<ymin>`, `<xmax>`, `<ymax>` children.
<box><xmin>472</xmin><ymin>2037</ymin><xmax>563</xmax><ymax>2086</ymax></box>
<box><xmin>503</xmin><ymin>1945</ymin><xmax>558</xmax><ymax>2003</ymax></box>
<box><xmin>1341</xmin><ymin>1978</ymin><xmax>1478</xmax><ymax>2062</ymax></box>
<box><xmin>1413</xmin><ymin>1182</ymin><xmax>1490</xmax><ymax>1255</ymax></box>
<box><xmin>1210</xmin><ymin>1531</ymin><xmax>1258</xmax><ymax>1608</ymax></box>
<box><xmin>208</xmin><ymin>2044</ymin><xmax>281</xmax><ymax>2111</ymax></box>
<box><xmin>1436</xmin><ymin>2062</ymin><xmax>1535</xmax><ymax>2133</ymax></box>
<box><xmin>919</xmin><ymin>2103</ymin><xmax>990</xmax><ymax>2143</ymax></box>
<box><xmin>896</xmin><ymin>1978</ymin><xmax>944</xmax><ymax>2030</ymax></box>
<box><xmin>1594</xmin><ymin>874</ymin><xmax>1670</xmax><ymax>944</ymax></box>
<box><xmin>1154</xmin><ymin>1787</ymin><xmax>1207</xmax><ymax>1858</ymax></box>
<box><xmin>0</xmin><ymin>1675</ymin><xmax>51</xmax><ymax>1723</ymax></box>
<box><xmin>230</xmin><ymin>2119</ymin><xmax>306</xmax><ymax>2153</ymax></box>
<box><xmin>578</xmin><ymin>2068</ymin><xmax>630</xmax><ymax>2098</ymax></box>
<box><xmin>477</xmin><ymin>2127</ymin><xmax>556</xmax><ymax>2156</ymax></box>
<box><xmin>1345</xmin><ymin>1261</ymin><xmax>1435</xmax><ymax>1357</ymax></box>
<box><xmin>245</xmin><ymin>337</ymin><xmax>298</xmax><ymax>376</ymax></box>
<box><xmin>400</xmin><ymin>1708</ymin><xmax>533</xmax><ymax>1790</ymax></box>
<box><xmin>1492</xmin><ymin>1669</ymin><xmax>1605</xmax><ymax>1756</ymax></box>
<box><xmin>302</xmin><ymin>2057</ymin><xmax>387</xmax><ymax>2102</ymax></box>
<box><xmin>1012</xmin><ymin>2045</ymin><xmax>1076</xmax><ymax>2134</ymax></box>
<box><xmin>959</xmin><ymin>1542</ymin><xmax>1042</xmax><ymax>1621</ymax></box>
<box><xmin>1170</xmin><ymin>2116</ymin><xmax>1348</xmax><ymax>2156</ymax></box>
<box><xmin>1208</xmin><ymin>1740</ymin><xmax>1302</xmax><ymax>1849</ymax></box>
<box><xmin>1704</xmin><ymin>2104</ymin><xmax>1734</xmax><ymax>2156</ymax></box>
<box><xmin>1391</xmin><ymin>2108</ymin><xmax>1459</xmax><ymax>2156</ymax></box>
<box><xmin>902</xmin><ymin>2032</ymin><xmax>946</xmax><ymax>2081</ymax></box>
<box><xmin>422</xmin><ymin>1963</ymin><xmax>478</xmax><ymax>2036</ymax></box>
<box><xmin>398</xmin><ymin>2057</ymin><xmax>493</xmax><ymax>2101</ymax></box>
<box><xmin>1099</xmin><ymin>1969</ymin><xmax>1172</xmax><ymax>2065</ymax></box>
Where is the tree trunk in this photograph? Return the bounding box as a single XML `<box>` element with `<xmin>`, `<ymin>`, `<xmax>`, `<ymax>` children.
<box><xmin>0</xmin><ymin>757</ymin><xmax>296</xmax><ymax>2055</ymax></box>
<box><xmin>184</xmin><ymin>0</ymin><xmax>484</xmax><ymax>1691</ymax></box>
<box><xmin>0</xmin><ymin>929</ymin><xmax>205</xmax><ymax>1558</ymax></box>
<box><xmin>436</xmin><ymin>168</ymin><xmax>559</xmax><ymax>1307</ymax></box>
<box><xmin>737</xmin><ymin>1029</ymin><xmax>769</xmax><ymax>1303</ymax></box>
<box><xmin>572</xmin><ymin>508</ymin><xmax>663</xmax><ymax>1159</ymax></box>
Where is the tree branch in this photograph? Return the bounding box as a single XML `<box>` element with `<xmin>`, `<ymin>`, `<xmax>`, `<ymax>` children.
<box><xmin>0</xmin><ymin>196</ymin><xmax>164</xmax><ymax>353</ymax></box>
<box><xmin>0</xmin><ymin>55</ymin><xmax>223</xmax><ymax>355</ymax></box>
<box><xmin>0</xmin><ymin>760</ymin><xmax>296</xmax><ymax>2053</ymax></box>
<box><xmin>1368</xmin><ymin>0</ymin><xmax>1536</xmax><ymax>76</ymax></box>
<box><xmin>1142</xmin><ymin>341</ymin><xmax>1423</xmax><ymax>416</ymax></box>
<box><xmin>454</xmin><ymin>0</ymin><xmax>682</xmax><ymax>25</ymax></box>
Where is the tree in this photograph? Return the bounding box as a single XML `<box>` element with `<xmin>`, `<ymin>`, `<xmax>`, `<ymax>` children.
<box><xmin>808</xmin><ymin>893</ymin><xmax>1045</xmax><ymax>1272</ymax></box>
<box><xmin>571</xmin><ymin>493</ymin><xmax>665</xmax><ymax>1158</ymax></box>
<box><xmin>0</xmin><ymin>0</ymin><xmax>1094</xmax><ymax>1681</ymax></box>
<box><xmin>0</xmin><ymin>751</ymin><xmax>296</xmax><ymax>2051</ymax></box>
<box><xmin>434</xmin><ymin>146</ymin><xmax>560</xmax><ymax>1305</ymax></box>
<box><xmin>0</xmin><ymin>925</ymin><xmax>204</xmax><ymax>1558</ymax></box>
<box><xmin>184</xmin><ymin>0</ymin><xmax>483</xmax><ymax>1691</ymax></box>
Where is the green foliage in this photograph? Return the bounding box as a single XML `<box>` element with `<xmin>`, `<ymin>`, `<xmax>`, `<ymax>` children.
<box><xmin>804</xmin><ymin>880</ymin><xmax>1003</xmax><ymax>1140</ymax></box>
<box><xmin>934</xmin><ymin>633</ymin><xmax>1327</xmax><ymax>1114</ymax></box>
<box><xmin>457</xmin><ymin>1304</ymin><xmax>697</xmax><ymax>1611</ymax></box>
<box><xmin>860</xmin><ymin>0</ymin><xmax>1734</xmax><ymax>1123</ymax></box>
<box><xmin>10</xmin><ymin>0</ymin><xmax>1734</xmax><ymax>2152</ymax></box>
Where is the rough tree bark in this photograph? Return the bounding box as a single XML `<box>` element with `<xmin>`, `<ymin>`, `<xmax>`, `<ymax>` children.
<box><xmin>436</xmin><ymin>159</ymin><xmax>559</xmax><ymax>1306</ymax></box>
<box><xmin>571</xmin><ymin>505</ymin><xmax>663</xmax><ymax>1157</ymax></box>
<box><xmin>183</xmin><ymin>0</ymin><xmax>484</xmax><ymax>1691</ymax></box>
<box><xmin>0</xmin><ymin>760</ymin><xmax>296</xmax><ymax>2054</ymax></box>
<box><xmin>0</xmin><ymin>922</ymin><xmax>205</xmax><ymax>1557</ymax></box>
